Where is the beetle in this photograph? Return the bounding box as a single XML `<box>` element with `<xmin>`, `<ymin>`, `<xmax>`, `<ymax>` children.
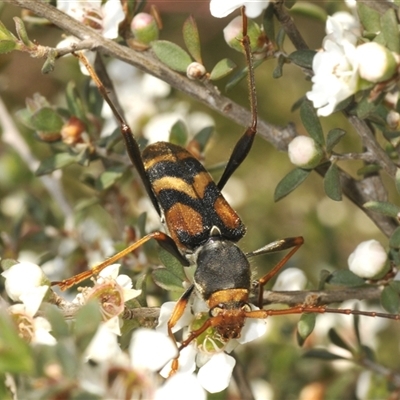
<box><xmin>52</xmin><ymin>11</ymin><xmax>304</xmax><ymax>350</ymax></box>
<box><xmin>53</xmin><ymin>11</ymin><xmax>398</xmax><ymax>373</ymax></box>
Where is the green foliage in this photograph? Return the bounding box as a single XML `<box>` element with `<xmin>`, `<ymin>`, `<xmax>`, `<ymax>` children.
<box><xmin>169</xmin><ymin>120</ymin><xmax>188</xmax><ymax>147</ymax></box>
<box><xmin>274</xmin><ymin>167</ymin><xmax>311</xmax><ymax>201</ymax></box>
<box><xmin>300</xmin><ymin>100</ymin><xmax>324</xmax><ymax>146</ymax></box>
<box><xmin>182</xmin><ymin>15</ymin><xmax>202</xmax><ymax>64</ymax></box>
<box><xmin>210</xmin><ymin>58</ymin><xmax>236</xmax><ymax>81</ymax></box>
<box><xmin>323</xmin><ymin>163</ymin><xmax>342</xmax><ymax>201</ymax></box>
<box><xmin>152</xmin><ymin>248</ymin><xmax>186</xmax><ymax>291</ymax></box>
<box><xmin>0</xmin><ymin>311</ymin><xmax>33</xmax><ymax>374</ymax></box>
<box><xmin>151</xmin><ymin>40</ymin><xmax>192</xmax><ymax>73</ymax></box>
<box><xmin>326</xmin><ymin>270</ymin><xmax>366</xmax><ymax>287</ymax></box>
<box><xmin>296</xmin><ymin>313</ymin><xmax>316</xmax><ymax>346</ymax></box>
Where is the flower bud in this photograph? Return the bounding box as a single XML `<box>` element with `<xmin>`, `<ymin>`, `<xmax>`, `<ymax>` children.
<box><xmin>186</xmin><ymin>62</ymin><xmax>207</xmax><ymax>80</ymax></box>
<box><xmin>355</xmin><ymin>42</ymin><xmax>399</xmax><ymax>83</ymax></box>
<box><xmin>348</xmin><ymin>239</ymin><xmax>388</xmax><ymax>279</ymax></box>
<box><xmin>386</xmin><ymin>110</ymin><xmax>400</xmax><ymax>129</ymax></box>
<box><xmin>223</xmin><ymin>16</ymin><xmax>263</xmax><ymax>53</ymax></box>
<box><xmin>288</xmin><ymin>136</ymin><xmax>324</xmax><ymax>169</ymax></box>
<box><xmin>131</xmin><ymin>12</ymin><xmax>159</xmax><ymax>45</ymax></box>
<box><xmin>61</xmin><ymin>116</ymin><xmax>85</xmax><ymax>145</ymax></box>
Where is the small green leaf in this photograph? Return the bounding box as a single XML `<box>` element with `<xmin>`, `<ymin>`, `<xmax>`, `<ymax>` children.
<box><xmin>381</xmin><ymin>285</ymin><xmax>400</xmax><ymax>314</ymax></box>
<box><xmin>66</xmin><ymin>81</ymin><xmax>87</xmax><ymax>121</ymax></box>
<box><xmin>357</xmin><ymin>164</ymin><xmax>381</xmax><ymax>176</ymax></box>
<box><xmin>274</xmin><ymin>168</ymin><xmax>311</xmax><ymax>202</ymax></box>
<box><xmin>14</xmin><ymin>17</ymin><xmax>32</xmax><ymax>47</ymax></box>
<box><xmin>36</xmin><ymin>152</ymin><xmax>77</xmax><ymax>175</ymax></box>
<box><xmin>363</xmin><ymin>201</ymin><xmax>400</xmax><ymax>218</ymax></box>
<box><xmin>288</xmin><ymin>50</ymin><xmax>316</xmax><ymax>69</ymax></box>
<box><xmin>192</xmin><ymin>126</ymin><xmax>214</xmax><ymax>153</ymax></box>
<box><xmin>210</xmin><ymin>58</ymin><xmax>236</xmax><ymax>81</ymax></box>
<box><xmin>290</xmin><ymin>2</ymin><xmax>327</xmax><ymax>22</ymax></box>
<box><xmin>152</xmin><ymin>40</ymin><xmax>192</xmax><ymax>73</ymax></box>
<box><xmin>0</xmin><ymin>40</ymin><xmax>17</xmax><ymax>54</ymax></box>
<box><xmin>272</xmin><ymin>54</ymin><xmax>285</xmax><ymax>79</ymax></box>
<box><xmin>303</xmin><ymin>349</ymin><xmax>348</xmax><ymax>361</ymax></box>
<box><xmin>169</xmin><ymin>120</ymin><xmax>188</xmax><ymax>147</ymax></box>
<box><xmin>0</xmin><ymin>20</ymin><xmax>17</xmax><ymax>41</ymax></box>
<box><xmin>300</xmin><ymin>100</ymin><xmax>324</xmax><ymax>146</ymax></box>
<box><xmin>358</xmin><ymin>2</ymin><xmax>381</xmax><ymax>33</ymax></box>
<box><xmin>262</xmin><ymin>4</ymin><xmax>275</xmax><ymax>45</ymax></box>
<box><xmin>158</xmin><ymin>247</ymin><xmax>186</xmax><ymax>282</ymax></box>
<box><xmin>328</xmin><ymin>328</ymin><xmax>352</xmax><ymax>352</ymax></box>
<box><xmin>183</xmin><ymin>15</ymin><xmax>202</xmax><ymax>64</ymax></box>
<box><xmin>152</xmin><ymin>268</ymin><xmax>185</xmax><ymax>291</ymax></box>
<box><xmin>96</xmin><ymin>168</ymin><xmax>124</xmax><ymax>190</ymax></box>
<box><xmin>42</xmin><ymin>304</ymin><xmax>70</xmax><ymax>340</ymax></box>
<box><xmin>0</xmin><ymin>311</ymin><xmax>33</xmax><ymax>374</ymax></box>
<box><xmin>327</xmin><ymin>270</ymin><xmax>365</xmax><ymax>287</ymax></box>
<box><xmin>381</xmin><ymin>9</ymin><xmax>400</xmax><ymax>53</ymax></box>
<box><xmin>323</xmin><ymin>163</ymin><xmax>342</xmax><ymax>201</ymax></box>
<box><xmin>297</xmin><ymin>313</ymin><xmax>316</xmax><ymax>346</ymax></box>
<box><xmin>389</xmin><ymin>227</ymin><xmax>400</xmax><ymax>249</ymax></box>
<box><xmin>41</xmin><ymin>49</ymin><xmax>57</xmax><ymax>74</ymax></box>
<box><xmin>326</xmin><ymin>128</ymin><xmax>346</xmax><ymax>153</ymax></box>
<box><xmin>356</xmin><ymin>92</ymin><xmax>380</xmax><ymax>120</ymax></box>
<box><xmin>31</xmin><ymin>107</ymin><xmax>64</xmax><ymax>133</ymax></box>
<box><xmin>75</xmin><ymin>301</ymin><xmax>102</xmax><ymax>353</ymax></box>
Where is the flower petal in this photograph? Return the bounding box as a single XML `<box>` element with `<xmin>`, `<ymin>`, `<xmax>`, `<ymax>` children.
<box><xmin>197</xmin><ymin>352</ymin><xmax>235</xmax><ymax>393</ymax></box>
<box><xmin>155</xmin><ymin>373</ymin><xmax>206</xmax><ymax>400</ymax></box>
<box><xmin>130</xmin><ymin>328</ymin><xmax>178</xmax><ymax>372</ymax></box>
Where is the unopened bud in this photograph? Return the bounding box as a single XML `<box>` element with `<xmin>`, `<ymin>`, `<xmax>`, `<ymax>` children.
<box><xmin>223</xmin><ymin>16</ymin><xmax>263</xmax><ymax>53</ymax></box>
<box><xmin>387</xmin><ymin>110</ymin><xmax>400</xmax><ymax>129</ymax></box>
<box><xmin>348</xmin><ymin>239</ymin><xmax>388</xmax><ymax>279</ymax></box>
<box><xmin>61</xmin><ymin>116</ymin><xmax>85</xmax><ymax>145</ymax></box>
<box><xmin>288</xmin><ymin>136</ymin><xmax>324</xmax><ymax>169</ymax></box>
<box><xmin>186</xmin><ymin>62</ymin><xmax>206</xmax><ymax>80</ymax></box>
<box><xmin>131</xmin><ymin>12</ymin><xmax>159</xmax><ymax>45</ymax></box>
<box><xmin>356</xmin><ymin>42</ymin><xmax>399</xmax><ymax>83</ymax></box>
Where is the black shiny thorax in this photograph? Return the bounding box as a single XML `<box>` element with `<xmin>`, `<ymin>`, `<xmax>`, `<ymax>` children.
<box><xmin>194</xmin><ymin>237</ymin><xmax>251</xmax><ymax>300</ymax></box>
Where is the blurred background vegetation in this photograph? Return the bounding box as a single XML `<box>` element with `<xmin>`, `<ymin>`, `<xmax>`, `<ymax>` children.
<box><xmin>0</xmin><ymin>1</ymin><xmax>398</xmax><ymax>399</ymax></box>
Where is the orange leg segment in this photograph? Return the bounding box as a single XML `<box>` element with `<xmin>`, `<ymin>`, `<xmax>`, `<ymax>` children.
<box><xmin>245</xmin><ymin>236</ymin><xmax>304</xmax><ymax>307</ymax></box>
<box><xmin>52</xmin><ymin>231</ymin><xmax>188</xmax><ymax>290</ymax></box>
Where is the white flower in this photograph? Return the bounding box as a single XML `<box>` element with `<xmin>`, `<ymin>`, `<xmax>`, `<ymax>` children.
<box><xmin>57</xmin><ymin>0</ymin><xmax>125</xmax><ymax>39</ymax></box>
<box><xmin>306</xmin><ymin>11</ymin><xmax>362</xmax><ymax>116</ymax></box>
<box><xmin>306</xmin><ymin>39</ymin><xmax>359</xmax><ymax>116</ymax></box>
<box><xmin>348</xmin><ymin>240</ymin><xmax>388</xmax><ymax>278</ymax></box>
<box><xmin>355</xmin><ymin>42</ymin><xmax>399</xmax><ymax>83</ymax></box>
<box><xmin>129</xmin><ymin>328</ymin><xmax>178</xmax><ymax>372</ymax></box>
<box><xmin>288</xmin><ymin>136</ymin><xmax>324</xmax><ymax>169</ymax></box>
<box><xmin>84</xmin><ymin>323</ymin><xmax>123</xmax><ymax>363</ymax></box>
<box><xmin>156</xmin><ymin>301</ymin><xmax>267</xmax><ymax>393</ymax></box>
<box><xmin>197</xmin><ymin>352</ymin><xmax>235</xmax><ymax>393</ymax></box>
<box><xmin>97</xmin><ymin>264</ymin><xmax>142</xmax><ymax>302</ymax></box>
<box><xmin>72</xmin><ymin>264</ymin><xmax>141</xmax><ymax>335</ymax></box>
<box><xmin>2</xmin><ymin>261</ymin><xmax>49</xmax><ymax>316</ymax></box>
<box><xmin>155</xmin><ymin>372</ymin><xmax>206</xmax><ymax>400</ymax></box>
<box><xmin>210</xmin><ymin>0</ymin><xmax>270</xmax><ymax>18</ymax></box>
<box><xmin>325</xmin><ymin>12</ymin><xmax>360</xmax><ymax>45</ymax></box>
<box><xmin>8</xmin><ymin>303</ymin><xmax>56</xmax><ymax>346</ymax></box>
<box><xmin>272</xmin><ymin>268</ymin><xmax>307</xmax><ymax>291</ymax></box>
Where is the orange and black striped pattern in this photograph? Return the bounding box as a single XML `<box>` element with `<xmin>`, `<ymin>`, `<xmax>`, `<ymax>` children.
<box><xmin>142</xmin><ymin>142</ymin><xmax>246</xmax><ymax>252</ymax></box>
